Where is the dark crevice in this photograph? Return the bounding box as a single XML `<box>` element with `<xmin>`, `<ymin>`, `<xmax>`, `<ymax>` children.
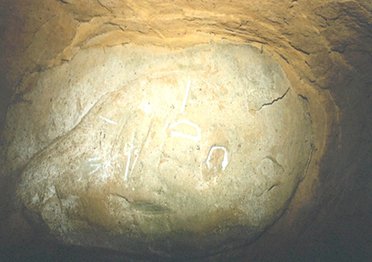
<box><xmin>267</xmin><ymin>183</ymin><xmax>279</xmax><ymax>192</ymax></box>
<box><xmin>257</xmin><ymin>88</ymin><xmax>290</xmax><ymax>110</ymax></box>
<box><xmin>288</xmin><ymin>42</ymin><xmax>311</xmax><ymax>55</ymax></box>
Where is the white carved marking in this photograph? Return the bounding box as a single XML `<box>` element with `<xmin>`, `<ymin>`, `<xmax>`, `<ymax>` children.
<box><xmin>99</xmin><ymin>116</ymin><xmax>118</xmax><ymax>125</ymax></box>
<box><xmin>169</xmin><ymin>119</ymin><xmax>201</xmax><ymax>142</ymax></box>
<box><xmin>180</xmin><ymin>79</ymin><xmax>191</xmax><ymax>113</ymax></box>
<box><xmin>89</xmin><ymin>163</ymin><xmax>101</xmax><ymax>175</ymax></box>
<box><xmin>123</xmin><ymin>132</ymin><xmax>143</xmax><ymax>182</ymax></box>
<box><xmin>170</xmin><ymin>131</ymin><xmax>199</xmax><ymax>141</ymax></box>
<box><xmin>88</xmin><ymin>156</ymin><xmax>100</xmax><ymax>162</ymax></box>
<box><xmin>129</xmin><ymin>149</ymin><xmax>139</xmax><ymax>178</ymax></box>
<box><xmin>206</xmin><ymin>146</ymin><xmax>229</xmax><ymax>171</ymax></box>
<box><xmin>87</xmin><ymin>156</ymin><xmax>112</xmax><ymax>180</ymax></box>
<box><xmin>124</xmin><ymin>143</ymin><xmax>134</xmax><ymax>182</ymax></box>
<box><xmin>101</xmin><ymin>161</ymin><xmax>113</xmax><ymax>179</ymax></box>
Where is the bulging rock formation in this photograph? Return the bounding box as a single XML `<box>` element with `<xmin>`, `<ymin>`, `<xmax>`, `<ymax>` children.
<box><xmin>0</xmin><ymin>0</ymin><xmax>371</xmax><ymax>261</ymax></box>
<box><xmin>13</xmin><ymin>43</ymin><xmax>313</xmax><ymax>258</ymax></box>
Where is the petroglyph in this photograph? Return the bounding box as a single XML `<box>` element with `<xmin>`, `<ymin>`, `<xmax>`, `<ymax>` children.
<box><xmin>87</xmin><ymin>156</ymin><xmax>113</xmax><ymax>181</ymax></box>
<box><xmin>12</xmin><ymin>43</ymin><xmax>314</xmax><ymax>256</ymax></box>
<box><xmin>123</xmin><ymin>136</ymin><xmax>141</xmax><ymax>182</ymax></box>
<box><xmin>123</xmin><ymin>143</ymin><xmax>133</xmax><ymax>182</ymax></box>
<box><xmin>205</xmin><ymin>146</ymin><xmax>229</xmax><ymax>171</ymax></box>
<box><xmin>169</xmin><ymin>119</ymin><xmax>201</xmax><ymax>142</ymax></box>
<box><xmin>87</xmin><ymin>156</ymin><xmax>103</xmax><ymax>175</ymax></box>
<box><xmin>99</xmin><ymin>115</ymin><xmax>118</xmax><ymax>125</ymax></box>
<box><xmin>180</xmin><ymin>79</ymin><xmax>191</xmax><ymax>114</ymax></box>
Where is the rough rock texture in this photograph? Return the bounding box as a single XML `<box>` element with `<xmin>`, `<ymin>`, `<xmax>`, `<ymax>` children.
<box><xmin>0</xmin><ymin>0</ymin><xmax>371</xmax><ymax>261</ymax></box>
<box><xmin>12</xmin><ymin>43</ymin><xmax>312</xmax><ymax>258</ymax></box>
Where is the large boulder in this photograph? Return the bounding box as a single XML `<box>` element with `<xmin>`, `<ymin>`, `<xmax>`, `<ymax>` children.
<box><xmin>10</xmin><ymin>43</ymin><xmax>313</xmax><ymax>258</ymax></box>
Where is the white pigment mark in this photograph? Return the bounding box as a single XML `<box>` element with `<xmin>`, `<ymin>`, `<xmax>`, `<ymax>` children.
<box><xmin>100</xmin><ymin>160</ymin><xmax>113</xmax><ymax>180</ymax></box>
<box><xmin>88</xmin><ymin>156</ymin><xmax>100</xmax><ymax>162</ymax></box>
<box><xmin>87</xmin><ymin>156</ymin><xmax>112</xmax><ymax>181</ymax></box>
<box><xmin>129</xmin><ymin>149</ymin><xmax>139</xmax><ymax>178</ymax></box>
<box><xmin>99</xmin><ymin>115</ymin><xmax>118</xmax><ymax>125</ymax></box>
<box><xmin>170</xmin><ymin>131</ymin><xmax>200</xmax><ymax>142</ymax></box>
<box><xmin>206</xmin><ymin>146</ymin><xmax>229</xmax><ymax>171</ymax></box>
<box><xmin>88</xmin><ymin>164</ymin><xmax>101</xmax><ymax>175</ymax></box>
<box><xmin>87</xmin><ymin>156</ymin><xmax>102</xmax><ymax>175</ymax></box>
<box><xmin>180</xmin><ymin>79</ymin><xmax>191</xmax><ymax>113</ymax></box>
<box><xmin>124</xmin><ymin>143</ymin><xmax>134</xmax><ymax>182</ymax></box>
<box><xmin>169</xmin><ymin>119</ymin><xmax>201</xmax><ymax>142</ymax></box>
<box><xmin>123</xmin><ymin>132</ymin><xmax>143</xmax><ymax>182</ymax></box>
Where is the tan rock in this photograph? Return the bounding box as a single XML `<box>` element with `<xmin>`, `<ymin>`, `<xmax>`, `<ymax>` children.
<box><xmin>0</xmin><ymin>0</ymin><xmax>370</xmax><ymax>260</ymax></box>
<box><xmin>13</xmin><ymin>43</ymin><xmax>313</xmax><ymax>257</ymax></box>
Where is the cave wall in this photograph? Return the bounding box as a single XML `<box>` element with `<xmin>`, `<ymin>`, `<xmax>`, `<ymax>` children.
<box><xmin>0</xmin><ymin>0</ymin><xmax>371</xmax><ymax>261</ymax></box>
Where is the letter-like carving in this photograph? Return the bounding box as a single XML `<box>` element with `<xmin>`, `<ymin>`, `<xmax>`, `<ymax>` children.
<box><xmin>169</xmin><ymin>119</ymin><xmax>201</xmax><ymax>142</ymax></box>
<box><xmin>99</xmin><ymin>115</ymin><xmax>118</xmax><ymax>125</ymax></box>
<box><xmin>180</xmin><ymin>79</ymin><xmax>191</xmax><ymax>113</ymax></box>
<box><xmin>205</xmin><ymin>146</ymin><xmax>229</xmax><ymax>171</ymax></box>
<box><xmin>87</xmin><ymin>156</ymin><xmax>113</xmax><ymax>180</ymax></box>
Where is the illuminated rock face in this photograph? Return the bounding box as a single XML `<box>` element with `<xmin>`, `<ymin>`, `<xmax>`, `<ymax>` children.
<box><xmin>13</xmin><ymin>43</ymin><xmax>312</xmax><ymax>257</ymax></box>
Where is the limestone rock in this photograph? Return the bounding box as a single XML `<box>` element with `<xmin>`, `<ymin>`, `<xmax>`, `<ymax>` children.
<box><xmin>11</xmin><ymin>43</ymin><xmax>313</xmax><ymax>258</ymax></box>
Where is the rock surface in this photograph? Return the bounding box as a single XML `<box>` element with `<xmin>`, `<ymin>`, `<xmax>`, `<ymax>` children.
<box><xmin>13</xmin><ymin>43</ymin><xmax>312</xmax><ymax>258</ymax></box>
<box><xmin>0</xmin><ymin>0</ymin><xmax>371</xmax><ymax>261</ymax></box>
